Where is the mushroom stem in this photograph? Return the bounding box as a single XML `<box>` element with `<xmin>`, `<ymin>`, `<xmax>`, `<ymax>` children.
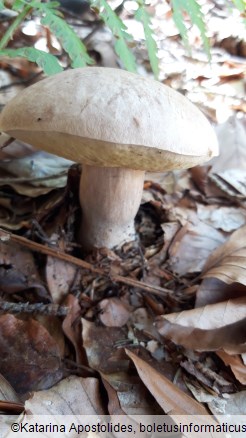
<box><xmin>79</xmin><ymin>165</ymin><xmax>145</xmax><ymax>250</ymax></box>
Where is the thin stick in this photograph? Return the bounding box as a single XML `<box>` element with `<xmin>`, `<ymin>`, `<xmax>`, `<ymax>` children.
<box><xmin>0</xmin><ymin>228</ymin><xmax>173</xmax><ymax>297</ymax></box>
<box><xmin>0</xmin><ymin>300</ymin><xmax>68</xmax><ymax>316</ymax></box>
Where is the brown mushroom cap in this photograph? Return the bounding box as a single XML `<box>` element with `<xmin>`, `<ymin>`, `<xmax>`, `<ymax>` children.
<box><xmin>0</xmin><ymin>67</ymin><xmax>218</xmax><ymax>171</ymax></box>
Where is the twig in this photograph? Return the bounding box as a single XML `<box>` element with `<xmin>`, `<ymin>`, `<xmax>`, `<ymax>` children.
<box><xmin>0</xmin><ymin>300</ymin><xmax>68</xmax><ymax>316</ymax></box>
<box><xmin>0</xmin><ymin>400</ymin><xmax>24</xmax><ymax>415</ymax></box>
<box><xmin>0</xmin><ymin>228</ymin><xmax>173</xmax><ymax>297</ymax></box>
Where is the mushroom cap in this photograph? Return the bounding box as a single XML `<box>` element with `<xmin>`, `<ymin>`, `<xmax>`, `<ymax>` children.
<box><xmin>0</xmin><ymin>67</ymin><xmax>218</xmax><ymax>171</ymax></box>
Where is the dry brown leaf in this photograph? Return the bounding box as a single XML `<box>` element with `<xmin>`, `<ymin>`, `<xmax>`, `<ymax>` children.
<box><xmin>208</xmin><ymin>391</ymin><xmax>246</xmax><ymax>416</ymax></box>
<box><xmin>0</xmin><ymin>136</ymin><xmax>34</xmax><ymax>160</ymax></box>
<box><xmin>196</xmin><ymin>278</ymin><xmax>246</xmax><ymax>307</ymax></box>
<box><xmin>217</xmin><ymin>351</ymin><xmax>246</xmax><ymax>385</ymax></box>
<box><xmin>202</xmin><ymin>225</ymin><xmax>246</xmax><ymax>285</ymax></box>
<box><xmin>156</xmin><ymin>297</ymin><xmax>246</xmax><ymax>354</ymax></box>
<box><xmin>0</xmin><ymin>315</ymin><xmax>63</xmax><ymax>393</ymax></box>
<box><xmin>83</xmin><ymin>320</ymin><xmax>161</xmax><ymax>415</ymax></box>
<box><xmin>145</xmin><ymin>169</ymin><xmax>191</xmax><ymax>195</ymax></box>
<box><xmin>197</xmin><ymin>204</ymin><xmax>246</xmax><ymax>232</ymax></box>
<box><xmin>168</xmin><ymin>219</ymin><xmax>225</xmax><ymax>275</ymax></box>
<box><xmin>0</xmin><ymin>189</ymin><xmax>65</xmax><ymax>230</ymax></box>
<box><xmin>0</xmin><ymin>374</ymin><xmax>20</xmax><ymax>404</ymax></box>
<box><xmin>25</xmin><ymin>375</ymin><xmax>105</xmax><ymax>415</ymax></box>
<box><xmin>46</xmin><ymin>255</ymin><xmax>78</xmax><ymax>304</ymax></box>
<box><xmin>125</xmin><ymin>349</ymin><xmax>208</xmax><ymax>416</ymax></box>
<box><xmin>210</xmin><ymin>116</ymin><xmax>246</xmax><ymax>172</ymax></box>
<box><xmin>0</xmin><ymin>152</ymin><xmax>73</xmax><ymax>189</ymax></box>
<box><xmin>0</xmin><ymin>240</ymin><xmax>48</xmax><ymax>297</ymax></box>
<box><xmin>210</xmin><ymin>168</ymin><xmax>246</xmax><ymax>200</ymax></box>
<box><xmin>130</xmin><ymin>307</ymin><xmax>158</xmax><ymax>338</ymax></box>
<box><xmin>101</xmin><ymin>370</ymin><xmax>162</xmax><ymax>416</ymax></box>
<box><xmin>99</xmin><ymin>298</ymin><xmax>131</xmax><ymax>327</ymax></box>
<box><xmin>82</xmin><ymin>319</ymin><xmax>129</xmax><ymax>374</ymax></box>
<box><xmin>62</xmin><ymin>294</ymin><xmax>87</xmax><ymax>367</ymax></box>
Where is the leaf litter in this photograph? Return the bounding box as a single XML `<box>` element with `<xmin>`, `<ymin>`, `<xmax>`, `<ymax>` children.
<box><xmin>0</xmin><ymin>0</ymin><xmax>246</xmax><ymax>430</ymax></box>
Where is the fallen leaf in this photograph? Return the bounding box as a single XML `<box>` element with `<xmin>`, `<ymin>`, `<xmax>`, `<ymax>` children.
<box><xmin>0</xmin><ymin>315</ymin><xmax>63</xmax><ymax>393</ymax></box>
<box><xmin>82</xmin><ymin>319</ymin><xmax>129</xmax><ymax>374</ymax></box>
<box><xmin>156</xmin><ymin>297</ymin><xmax>246</xmax><ymax>354</ymax></box>
<box><xmin>209</xmin><ymin>391</ymin><xmax>246</xmax><ymax>416</ymax></box>
<box><xmin>46</xmin><ymin>254</ymin><xmax>79</xmax><ymax>304</ymax></box>
<box><xmin>25</xmin><ymin>375</ymin><xmax>105</xmax><ymax>415</ymax></box>
<box><xmin>196</xmin><ymin>278</ymin><xmax>246</xmax><ymax>307</ymax></box>
<box><xmin>125</xmin><ymin>349</ymin><xmax>208</xmax><ymax>415</ymax></box>
<box><xmin>130</xmin><ymin>307</ymin><xmax>158</xmax><ymax>338</ymax></box>
<box><xmin>0</xmin><ymin>151</ymin><xmax>73</xmax><ymax>189</ymax></box>
<box><xmin>210</xmin><ymin>116</ymin><xmax>246</xmax><ymax>172</ymax></box>
<box><xmin>202</xmin><ymin>225</ymin><xmax>246</xmax><ymax>285</ymax></box>
<box><xmin>181</xmin><ymin>359</ymin><xmax>234</xmax><ymax>394</ymax></box>
<box><xmin>99</xmin><ymin>298</ymin><xmax>131</xmax><ymax>327</ymax></box>
<box><xmin>168</xmin><ymin>219</ymin><xmax>225</xmax><ymax>275</ymax></box>
<box><xmin>197</xmin><ymin>204</ymin><xmax>246</xmax><ymax>232</ymax></box>
<box><xmin>209</xmin><ymin>169</ymin><xmax>246</xmax><ymax>201</ymax></box>
<box><xmin>101</xmin><ymin>370</ymin><xmax>162</xmax><ymax>416</ymax></box>
<box><xmin>0</xmin><ymin>240</ymin><xmax>48</xmax><ymax>298</ymax></box>
<box><xmin>0</xmin><ymin>374</ymin><xmax>20</xmax><ymax>404</ymax></box>
<box><xmin>216</xmin><ymin>351</ymin><xmax>246</xmax><ymax>385</ymax></box>
<box><xmin>62</xmin><ymin>294</ymin><xmax>87</xmax><ymax>367</ymax></box>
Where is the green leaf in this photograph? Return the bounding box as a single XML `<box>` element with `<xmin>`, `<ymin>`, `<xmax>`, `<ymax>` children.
<box><xmin>135</xmin><ymin>1</ymin><xmax>159</xmax><ymax>78</ymax></box>
<box><xmin>0</xmin><ymin>1</ymin><xmax>4</xmax><ymax>10</ymax></box>
<box><xmin>232</xmin><ymin>0</ymin><xmax>246</xmax><ymax>12</ymax></box>
<box><xmin>41</xmin><ymin>10</ymin><xmax>93</xmax><ymax>67</ymax></box>
<box><xmin>171</xmin><ymin>0</ymin><xmax>210</xmax><ymax>59</ymax></box>
<box><xmin>0</xmin><ymin>48</ymin><xmax>63</xmax><ymax>75</ymax></box>
<box><xmin>91</xmin><ymin>0</ymin><xmax>137</xmax><ymax>72</ymax></box>
<box><xmin>12</xmin><ymin>0</ymin><xmax>25</xmax><ymax>11</ymax></box>
<box><xmin>171</xmin><ymin>0</ymin><xmax>189</xmax><ymax>49</ymax></box>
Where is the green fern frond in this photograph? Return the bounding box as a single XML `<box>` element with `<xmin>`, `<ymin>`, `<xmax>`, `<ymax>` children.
<box><xmin>171</xmin><ymin>0</ymin><xmax>210</xmax><ymax>58</ymax></box>
<box><xmin>41</xmin><ymin>10</ymin><xmax>93</xmax><ymax>67</ymax></box>
<box><xmin>231</xmin><ymin>0</ymin><xmax>246</xmax><ymax>12</ymax></box>
<box><xmin>171</xmin><ymin>0</ymin><xmax>189</xmax><ymax>48</ymax></box>
<box><xmin>135</xmin><ymin>0</ymin><xmax>159</xmax><ymax>78</ymax></box>
<box><xmin>91</xmin><ymin>0</ymin><xmax>137</xmax><ymax>72</ymax></box>
<box><xmin>0</xmin><ymin>47</ymin><xmax>63</xmax><ymax>75</ymax></box>
<box><xmin>12</xmin><ymin>0</ymin><xmax>25</xmax><ymax>11</ymax></box>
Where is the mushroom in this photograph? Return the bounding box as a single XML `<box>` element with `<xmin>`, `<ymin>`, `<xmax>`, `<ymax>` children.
<box><xmin>0</xmin><ymin>67</ymin><xmax>218</xmax><ymax>250</ymax></box>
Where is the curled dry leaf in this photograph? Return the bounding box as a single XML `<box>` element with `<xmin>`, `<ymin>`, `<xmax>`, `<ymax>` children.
<box><xmin>202</xmin><ymin>225</ymin><xmax>246</xmax><ymax>285</ymax></box>
<box><xmin>156</xmin><ymin>297</ymin><xmax>246</xmax><ymax>354</ymax></box>
<box><xmin>125</xmin><ymin>349</ymin><xmax>208</xmax><ymax>416</ymax></box>
<box><xmin>217</xmin><ymin>351</ymin><xmax>246</xmax><ymax>385</ymax></box>
<box><xmin>195</xmin><ymin>278</ymin><xmax>246</xmax><ymax>308</ymax></box>
<box><xmin>0</xmin><ymin>315</ymin><xmax>63</xmax><ymax>393</ymax></box>
<box><xmin>62</xmin><ymin>294</ymin><xmax>87</xmax><ymax>367</ymax></box>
